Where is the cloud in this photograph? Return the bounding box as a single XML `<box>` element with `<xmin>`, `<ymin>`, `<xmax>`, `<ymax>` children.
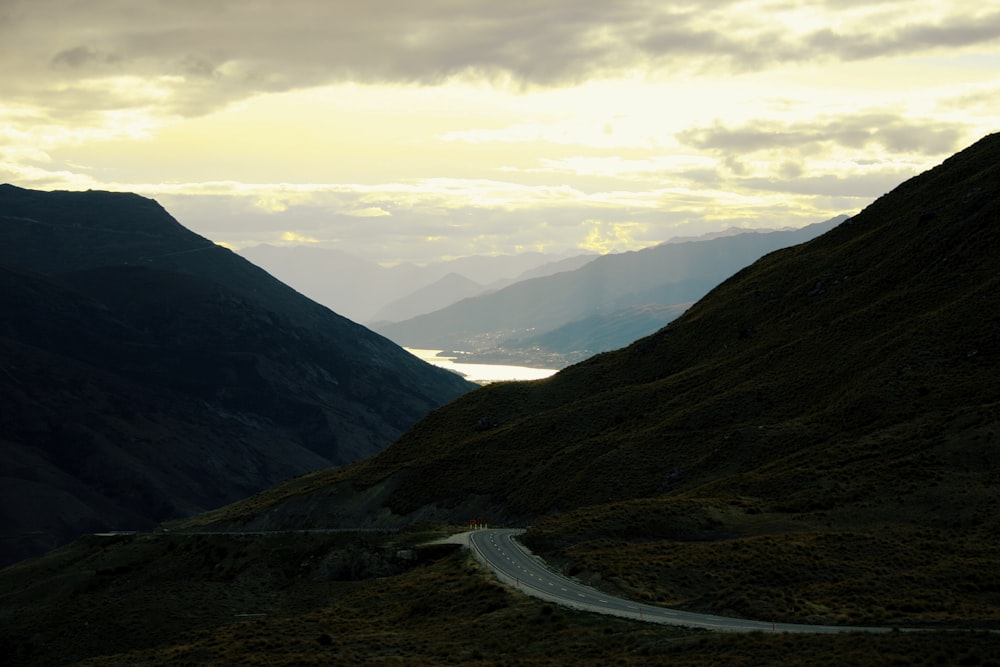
<box><xmin>670</xmin><ymin>112</ymin><xmax>977</xmax><ymax>202</ymax></box>
<box><xmin>737</xmin><ymin>171</ymin><xmax>918</xmax><ymax>199</ymax></box>
<box><xmin>50</xmin><ymin>45</ymin><xmax>122</xmax><ymax>69</ymax></box>
<box><xmin>280</xmin><ymin>231</ymin><xmax>319</xmax><ymax>244</ymax></box>
<box><xmin>117</xmin><ymin>173</ymin><xmax>843</xmax><ymax>263</ymax></box>
<box><xmin>254</xmin><ymin>195</ymin><xmax>290</xmax><ymax>213</ymax></box>
<box><xmin>803</xmin><ymin>10</ymin><xmax>1000</xmax><ymax>61</ymax></box>
<box><xmin>938</xmin><ymin>81</ymin><xmax>1000</xmax><ymax>115</ymax></box>
<box><xmin>507</xmin><ymin>155</ymin><xmax>717</xmax><ymax>180</ymax></box>
<box><xmin>3</xmin><ymin>1</ymin><xmax>996</xmax><ymax>118</ymax></box>
<box><xmin>344</xmin><ymin>207</ymin><xmax>392</xmax><ymax>218</ymax></box>
<box><xmin>578</xmin><ymin>220</ymin><xmax>651</xmax><ymax>254</ymax></box>
<box><xmin>2</xmin><ymin>1</ymin><xmax>995</xmax><ymax>266</ymax></box>
<box><xmin>677</xmin><ymin>113</ymin><xmax>968</xmax><ymax>158</ymax></box>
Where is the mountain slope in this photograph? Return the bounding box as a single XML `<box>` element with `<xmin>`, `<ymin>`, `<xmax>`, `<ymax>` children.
<box><xmin>504</xmin><ymin>302</ymin><xmax>692</xmax><ymax>364</ymax></box>
<box><xmin>239</xmin><ymin>244</ymin><xmax>595</xmax><ymax>322</ymax></box>
<box><xmin>351</xmin><ymin>135</ymin><xmax>999</xmax><ymax>520</ymax></box>
<box><xmin>0</xmin><ymin>185</ymin><xmax>474</xmax><ymax>564</ymax></box>
<box><xmin>188</xmin><ymin>134</ymin><xmax>1000</xmax><ymax>627</ymax></box>
<box><xmin>235</xmin><ymin>244</ymin><xmax>387</xmax><ymax>323</ymax></box>
<box><xmin>369</xmin><ymin>272</ymin><xmax>486</xmax><ymax>324</ymax></box>
<box><xmin>373</xmin><ymin>217</ymin><xmax>846</xmax><ymax>364</ymax></box>
<box><xmin>368</xmin><ymin>254</ymin><xmax>601</xmax><ymax>325</ymax></box>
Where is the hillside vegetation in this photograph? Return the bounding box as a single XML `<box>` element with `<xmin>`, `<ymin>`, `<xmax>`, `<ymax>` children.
<box><xmin>4</xmin><ymin>528</ymin><xmax>998</xmax><ymax>665</ymax></box>
<box><xmin>186</xmin><ymin>134</ymin><xmax>1000</xmax><ymax>628</ymax></box>
<box><xmin>0</xmin><ymin>185</ymin><xmax>473</xmax><ymax>564</ymax></box>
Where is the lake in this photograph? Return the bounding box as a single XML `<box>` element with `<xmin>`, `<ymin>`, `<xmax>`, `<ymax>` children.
<box><xmin>406</xmin><ymin>348</ymin><xmax>558</xmax><ymax>384</ymax></box>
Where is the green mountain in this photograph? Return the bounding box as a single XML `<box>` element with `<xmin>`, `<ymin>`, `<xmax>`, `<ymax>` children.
<box><xmin>187</xmin><ymin>134</ymin><xmax>1000</xmax><ymax>628</ymax></box>
<box><xmin>0</xmin><ymin>185</ymin><xmax>474</xmax><ymax>564</ymax></box>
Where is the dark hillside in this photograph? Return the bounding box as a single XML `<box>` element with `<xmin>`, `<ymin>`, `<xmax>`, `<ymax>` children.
<box><xmin>4</xmin><ymin>529</ymin><xmax>998</xmax><ymax>666</ymax></box>
<box><xmin>190</xmin><ymin>133</ymin><xmax>1000</xmax><ymax>627</ymax></box>
<box><xmin>0</xmin><ymin>266</ymin><xmax>330</xmax><ymax>559</ymax></box>
<box><xmin>353</xmin><ymin>132</ymin><xmax>1000</xmax><ymax>517</ymax></box>
<box><xmin>0</xmin><ymin>186</ymin><xmax>473</xmax><ymax>564</ymax></box>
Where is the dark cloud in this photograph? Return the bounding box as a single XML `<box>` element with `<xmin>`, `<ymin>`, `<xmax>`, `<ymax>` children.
<box><xmin>50</xmin><ymin>46</ymin><xmax>122</xmax><ymax>69</ymax></box>
<box><xmin>938</xmin><ymin>84</ymin><xmax>1000</xmax><ymax>114</ymax></box>
<box><xmin>677</xmin><ymin>114</ymin><xmax>967</xmax><ymax>157</ymax></box>
<box><xmin>671</xmin><ymin>112</ymin><xmax>977</xmax><ymax>202</ymax></box>
<box><xmin>739</xmin><ymin>171</ymin><xmax>917</xmax><ymax>199</ymax></box>
<box><xmin>2</xmin><ymin>1</ymin><xmax>996</xmax><ymax>118</ymax></box>
<box><xmin>804</xmin><ymin>11</ymin><xmax>1000</xmax><ymax>61</ymax></box>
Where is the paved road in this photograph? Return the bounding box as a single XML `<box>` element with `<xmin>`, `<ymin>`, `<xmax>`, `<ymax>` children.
<box><xmin>469</xmin><ymin>529</ymin><xmax>891</xmax><ymax>634</ymax></box>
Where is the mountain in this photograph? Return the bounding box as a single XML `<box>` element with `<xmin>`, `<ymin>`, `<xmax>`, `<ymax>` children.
<box><xmin>372</xmin><ymin>216</ymin><xmax>847</xmax><ymax>366</ymax></box>
<box><xmin>189</xmin><ymin>134</ymin><xmax>1000</xmax><ymax>629</ymax></box>
<box><xmin>497</xmin><ymin>251</ymin><xmax>598</xmax><ymax>283</ymax></box>
<box><xmin>3</xmin><ymin>137</ymin><xmax>1000</xmax><ymax>667</ymax></box>
<box><xmin>235</xmin><ymin>244</ymin><xmax>389</xmax><ymax>323</ymax></box>
<box><xmin>368</xmin><ymin>272</ymin><xmax>486</xmax><ymax>324</ymax></box>
<box><xmin>503</xmin><ymin>302</ymin><xmax>692</xmax><ymax>365</ymax></box>
<box><xmin>369</xmin><ymin>254</ymin><xmax>601</xmax><ymax>325</ymax></box>
<box><xmin>239</xmin><ymin>244</ymin><xmax>595</xmax><ymax>323</ymax></box>
<box><xmin>0</xmin><ymin>185</ymin><xmax>474</xmax><ymax>565</ymax></box>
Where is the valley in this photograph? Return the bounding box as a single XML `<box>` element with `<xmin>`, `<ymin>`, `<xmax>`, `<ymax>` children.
<box><xmin>4</xmin><ymin>2</ymin><xmax>998</xmax><ymax>663</ymax></box>
<box><xmin>0</xmin><ymin>185</ymin><xmax>475</xmax><ymax>565</ymax></box>
<box><xmin>2</xmin><ymin>134</ymin><xmax>999</xmax><ymax>665</ymax></box>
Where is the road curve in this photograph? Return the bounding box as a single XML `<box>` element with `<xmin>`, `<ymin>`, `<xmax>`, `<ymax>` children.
<box><xmin>469</xmin><ymin>528</ymin><xmax>891</xmax><ymax>634</ymax></box>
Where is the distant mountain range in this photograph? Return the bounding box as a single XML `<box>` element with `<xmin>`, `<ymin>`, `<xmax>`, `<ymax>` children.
<box><xmin>368</xmin><ymin>272</ymin><xmax>485</xmax><ymax>324</ymax></box>
<box><xmin>238</xmin><ymin>244</ymin><xmax>597</xmax><ymax>323</ymax></box>
<box><xmin>373</xmin><ymin>216</ymin><xmax>847</xmax><ymax>366</ymax></box>
<box><xmin>0</xmin><ymin>185</ymin><xmax>474</xmax><ymax>565</ymax></box>
<box><xmin>189</xmin><ymin>134</ymin><xmax>1000</xmax><ymax>628</ymax></box>
<box><xmin>503</xmin><ymin>302</ymin><xmax>691</xmax><ymax>366</ymax></box>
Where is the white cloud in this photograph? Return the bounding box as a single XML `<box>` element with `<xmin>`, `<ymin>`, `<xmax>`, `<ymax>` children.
<box><xmin>344</xmin><ymin>206</ymin><xmax>392</xmax><ymax>218</ymax></box>
<box><xmin>280</xmin><ymin>231</ymin><xmax>320</xmax><ymax>243</ymax></box>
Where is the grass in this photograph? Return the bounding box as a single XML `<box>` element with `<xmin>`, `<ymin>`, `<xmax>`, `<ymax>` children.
<box><xmin>156</xmin><ymin>134</ymin><xmax>1000</xmax><ymax>636</ymax></box>
<box><xmin>521</xmin><ymin>494</ymin><xmax>1000</xmax><ymax>627</ymax></box>
<box><xmin>8</xmin><ymin>138</ymin><xmax>1000</xmax><ymax>663</ymax></box>
<box><xmin>4</xmin><ymin>529</ymin><xmax>999</xmax><ymax>666</ymax></box>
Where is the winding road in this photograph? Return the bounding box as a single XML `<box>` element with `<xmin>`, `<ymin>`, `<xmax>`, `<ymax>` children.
<box><xmin>469</xmin><ymin>528</ymin><xmax>891</xmax><ymax>634</ymax></box>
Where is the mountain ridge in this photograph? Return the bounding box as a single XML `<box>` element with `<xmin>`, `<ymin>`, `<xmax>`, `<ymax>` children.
<box><xmin>372</xmin><ymin>216</ymin><xmax>847</xmax><ymax>365</ymax></box>
<box><xmin>178</xmin><ymin>133</ymin><xmax>1000</xmax><ymax>628</ymax></box>
<box><xmin>369</xmin><ymin>271</ymin><xmax>486</xmax><ymax>324</ymax></box>
<box><xmin>238</xmin><ymin>243</ymin><xmax>597</xmax><ymax>323</ymax></box>
<box><xmin>0</xmin><ymin>185</ymin><xmax>474</xmax><ymax>564</ymax></box>
<box><xmin>3</xmin><ymin>136</ymin><xmax>1000</xmax><ymax>666</ymax></box>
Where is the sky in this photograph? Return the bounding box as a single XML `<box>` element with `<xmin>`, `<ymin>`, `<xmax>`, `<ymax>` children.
<box><xmin>2</xmin><ymin>0</ymin><xmax>999</xmax><ymax>265</ymax></box>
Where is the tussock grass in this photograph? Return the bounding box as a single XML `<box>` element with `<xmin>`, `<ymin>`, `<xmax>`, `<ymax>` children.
<box><xmin>524</xmin><ymin>494</ymin><xmax>1000</xmax><ymax>627</ymax></box>
<box><xmin>159</xmin><ymin>135</ymin><xmax>1000</xmax><ymax>635</ymax></box>
<box><xmin>5</xmin><ymin>531</ymin><xmax>999</xmax><ymax>666</ymax></box>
